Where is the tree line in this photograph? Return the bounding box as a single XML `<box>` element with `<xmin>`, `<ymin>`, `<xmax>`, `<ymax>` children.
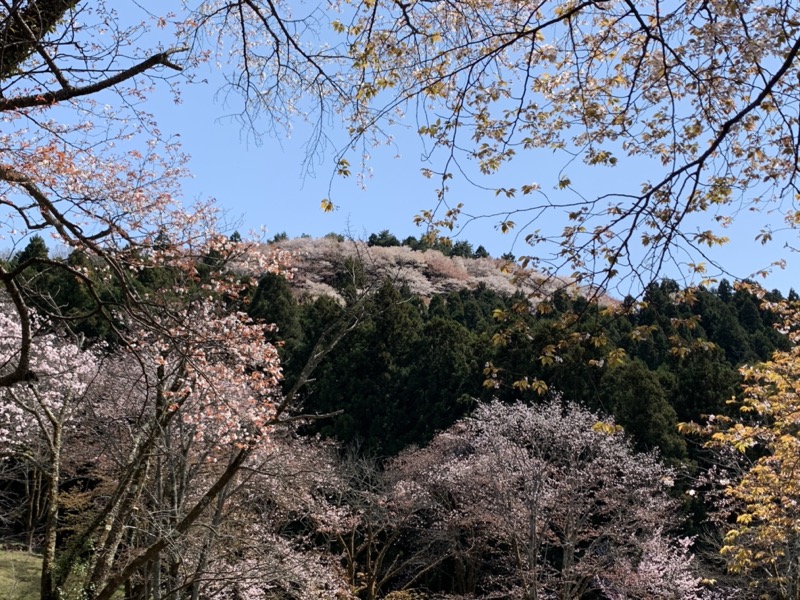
<box><xmin>253</xmin><ymin>236</ymin><xmax>789</xmax><ymax>463</ymax></box>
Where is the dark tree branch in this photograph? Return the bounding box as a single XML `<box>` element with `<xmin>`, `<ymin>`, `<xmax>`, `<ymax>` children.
<box><xmin>0</xmin><ymin>273</ymin><xmax>33</xmax><ymax>386</ymax></box>
<box><xmin>0</xmin><ymin>46</ymin><xmax>187</xmax><ymax>111</ymax></box>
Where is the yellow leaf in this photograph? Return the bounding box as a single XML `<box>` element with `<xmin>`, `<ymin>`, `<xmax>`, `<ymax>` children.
<box><xmin>499</xmin><ymin>220</ymin><xmax>515</xmax><ymax>233</ymax></box>
<box><xmin>531</xmin><ymin>379</ymin><xmax>548</xmax><ymax>395</ymax></box>
<box><xmin>607</xmin><ymin>348</ymin><xmax>627</xmax><ymax>368</ymax></box>
<box><xmin>492</xmin><ymin>308</ymin><xmax>507</xmax><ymax>321</ymax></box>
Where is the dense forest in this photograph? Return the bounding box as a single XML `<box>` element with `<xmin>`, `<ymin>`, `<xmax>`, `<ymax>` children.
<box><xmin>256</xmin><ymin>233</ymin><xmax>789</xmax><ymax>459</ymax></box>
<box><xmin>6</xmin><ymin>1</ymin><xmax>800</xmax><ymax>598</ymax></box>
<box><xmin>3</xmin><ymin>233</ymin><xmax>798</xmax><ymax>599</ymax></box>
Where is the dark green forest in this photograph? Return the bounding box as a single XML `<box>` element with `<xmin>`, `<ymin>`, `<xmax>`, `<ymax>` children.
<box><xmin>254</xmin><ymin>234</ymin><xmax>790</xmax><ymax>462</ymax></box>
<box><xmin>9</xmin><ymin>231</ymin><xmax>794</xmax><ymax>466</ymax></box>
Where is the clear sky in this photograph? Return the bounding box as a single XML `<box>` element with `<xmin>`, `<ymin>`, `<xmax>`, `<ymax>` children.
<box><xmin>3</xmin><ymin>4</ymin><xmax>794</xmax><ymax>298</ymax></box>
<box><xmin>149</xmin><ymin>67</ymin><xmax>799</xmax><ymax>297</ymax></box>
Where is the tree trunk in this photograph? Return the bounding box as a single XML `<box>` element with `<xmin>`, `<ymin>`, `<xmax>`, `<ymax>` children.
<box><xmin>0</xmin><ymin>0</ymin><xmax>80</xmax><ymax>81</ymax></box>
<box><xmin>40</xmin><ymin>425</ymin><xmax>61</xmax><ymax>600</ymax></box>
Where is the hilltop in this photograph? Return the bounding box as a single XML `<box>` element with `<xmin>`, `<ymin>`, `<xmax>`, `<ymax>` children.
<box><xmin>265</xmin><ymin>236</ymin><xmax>605</xmax><ymax>304</ymax></box>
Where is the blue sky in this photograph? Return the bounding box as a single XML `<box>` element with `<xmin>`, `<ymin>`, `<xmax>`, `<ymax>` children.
<box><xmin>154</xmin><ymin>72</ymin><xmax>541</xmax><ymax>254</ymax></box>
<box><xmin>4</xmin><ymin>4</ymin><xmax>793</xmax><ymax>298</ymax></box>
<box><xmin>148</xmin><ymin>81</ymin><xmax>800</xmax><ymax>292</ymax></box>
<box><xmin>150</xmin><ymin>67</ymin><xmax>799</xmax><ymax>297</ymax></box>
<box><xmin>52</xmin><ymin>2</ymin><xmax>790</xmax><ymax>298</ymax></box>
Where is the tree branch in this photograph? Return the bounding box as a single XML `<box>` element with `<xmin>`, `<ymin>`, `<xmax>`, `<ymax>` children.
<box><xmin>0</xmin><ymin>272</ymin><xmax>33</xmax><ymax>386</ymax></box>
<box><xmin>0</xmin><ymin>46</ymin><xmax>187</xmax><ymax>112</ymax></box>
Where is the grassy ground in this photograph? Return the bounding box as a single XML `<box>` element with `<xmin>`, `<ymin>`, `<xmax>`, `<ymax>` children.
<box><xmin>0</xmin><ymin>549</ymin><xmax>40</xmax><ymax>600</ymax></box>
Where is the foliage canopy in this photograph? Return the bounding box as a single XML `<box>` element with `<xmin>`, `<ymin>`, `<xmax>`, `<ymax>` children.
<box><xmin>202</xmin><ymin>0</ymin><xmax>800</xmax><ymax>292</ymax></box>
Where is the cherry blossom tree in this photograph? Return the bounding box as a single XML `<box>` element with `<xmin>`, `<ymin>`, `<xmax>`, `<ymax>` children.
<box><xmin>121</xmin><ymin>430</ymin><xmax>353</xmax><ymax>600</ymax></box>
<box><xmin>391</xmin><ymin>399</ymin><xmax>713</xmax><ymax>599</ymax></box>
<box><xmin>1</xmin><ymin>270</ymin><xmax>290</xmax><ymax>599</ymax></box>
<box><xmin>1</xmin><ymin>260</ymin><xmax>361</xmax><ymax>600</ymax></box>
<box><xmin>0</xmin><ymin>0</ymin><xmax>205</xmax><ymax>385</ymax></box>
<box><xmin>0</xmin><ymin>6</ymin><xmax>317</xmax><ymax>597</ymax></box>
<box><xmin>598</xmin><ymin>531</ymin><xmax>716</xmax><ymax>600</ymax></box>
<box><xmin>0</xmin><ymin>305</ymin><xmax>99</xmax><ymax>595</ymax></box>
<box><xmin>313</xmin><ymin>452</ymin><xmax>441</xmax><ymax>600</ymax></box>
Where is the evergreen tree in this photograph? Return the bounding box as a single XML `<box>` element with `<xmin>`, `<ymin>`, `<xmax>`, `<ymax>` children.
<box><xmin>367</xmin><ymin>230</ymin><xmax>400</xmax><ymax>247</ymax></box>
<box><xmin>13</xmin><ymin>235</ymin><xmax>49</xmax><ymax>268</ymax></box>
<box><xmin>600</xmin><ymin>359</ymin><xmax>687</xmax><ymax>460</ymax></box>
<box><xmin>248</xmin><ymin>271</ymin><xmax>304</xmax><ymax>359</ymax></box>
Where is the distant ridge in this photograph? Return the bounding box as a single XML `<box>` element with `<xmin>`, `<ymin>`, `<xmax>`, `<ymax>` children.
<box><xmin>263</xmin><ymin>237</ymin><xmax>614</xmax><ymax>305</ymax></box>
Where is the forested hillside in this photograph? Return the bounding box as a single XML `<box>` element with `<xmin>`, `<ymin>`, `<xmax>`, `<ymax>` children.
<box><xmin>3</xmin><ymin>233</ymin><xmax>800</xmax><ymax>598</ymax></box>
<box><xmin>258</xmin><ymin>235</ymin><xmax>790</xmax><ymax>462</ymax></box>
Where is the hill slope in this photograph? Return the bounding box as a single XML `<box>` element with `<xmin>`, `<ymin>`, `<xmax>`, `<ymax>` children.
<box><xmin>266</xmin><ymin>237</ymin><xmax>598</xmax><ymax>303</ymax></box>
